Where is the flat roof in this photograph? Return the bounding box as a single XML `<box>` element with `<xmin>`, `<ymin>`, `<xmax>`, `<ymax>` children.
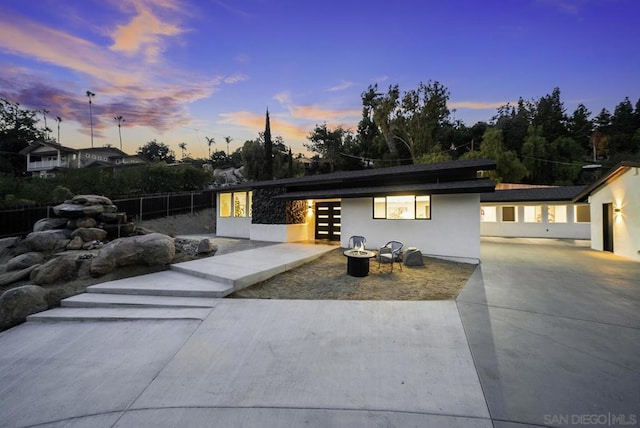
<box><xmin>481</xmin><ymin>185</ymin><xmax>587</xmax><ymax>203</ymax></box>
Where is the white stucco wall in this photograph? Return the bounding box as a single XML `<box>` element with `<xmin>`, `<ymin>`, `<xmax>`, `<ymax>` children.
<box><xmin>340</xmin><ymin>194</ymin><xmax>481</xmax><ymax>262</ymax></box>
<box><xmin>588</xmin><ymin>168</ymin><xmax>640</xmax><ymax>261</ymax></box>
<box><xmin>480</xmin><ymin>203</ymin><xmax>590</xmax><ymax>239</ymax></box>
<box><xmin>250</xmin><ymin>223</ymin><xmax>310</xmax><ymax>242</ymax></box>
<box><xmin>216</xmin><ymin>216</ymin><xmax>251</xmax><ymax>239</ymax></box>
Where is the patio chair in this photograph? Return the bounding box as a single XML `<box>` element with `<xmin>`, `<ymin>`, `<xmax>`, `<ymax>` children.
<box><xmin>377</xmin><ymin>240</ymin><xmax>403</xmax><ymax>272</ymax></box>
<box><xmin>348</xmin><ymin>235</ymin><xmax>367</xmax><ymax>250</ymax></box>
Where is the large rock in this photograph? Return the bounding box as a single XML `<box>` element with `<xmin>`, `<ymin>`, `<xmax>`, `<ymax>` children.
<box><xmin>67</xmin><ymin>217</ymin><xmax>97</xmax><ymax>229</ymax></box>
<box><xmin>33</xmin><ymin>218</ymin><xmax>68</xmax><ymax>232</ymax></box>
<box><xmin>0</xmin><ymin>265</ymin><xmax>40</xmax><ymax>286</ymax></box>
<box><xmin>0</xmin><ymin>285</ymin><xmax>48</xmax><ymax>331</ymax></box>
<box><xmin>403</xmin><ymin>248</ymin><xmax>424</xmax><ymax>267</ymax></box>
<box><xmin>71</xmin><ymin>227</ymin><xmax>108</xmax><ymax>242</ymax></box>
<box><xmin>197</xmin><ymin>238</ymin><xmax>218</xmax><ymax>255</ymax></box>
<box><xmin>66</xmin><ymin>236</ymin><xmax>84</xmax><ymax>250</ymax></box>
<box><xmin>53</xmin><ymin>203</ymin><xmax>105</xmax><ymax>218</ymax></box>
<box><xmin>72</xmin><ymin>195</ymin><xmax>113</xmax><ymax>205</ymax></box>
<box><xmin>100</xmin><ymin>222</ymin><xmax>136</xmax><ymax>238</ymax></box>
<box><xmin>21</xmin><ymin>230</ymin><xmax>71</xmax><ymax>252</ymax></box>
<box><xmin>91</xmin><ymin>233</ymin><xmax>175</xmax><ymax>276</ymax></box>
<box><xmin>31</xmin><ymin>256</ymin><xmax>78</xmax><ymax>285</ymax></box>
<box><xmin>6</xmin><ymin>252</ymin><xmax>45</xmax><ymax>272</ymax></box>
<box><xmin>0</xmin><ymin>236</ymin><xmax>20</xmax><ymax>258</ymax></box>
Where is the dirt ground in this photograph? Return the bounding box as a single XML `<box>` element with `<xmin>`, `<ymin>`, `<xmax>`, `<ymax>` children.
<box><xmin>230</xmin><ymin>247</ymin><xmax>476</xmax><ymax>301</ymax></box>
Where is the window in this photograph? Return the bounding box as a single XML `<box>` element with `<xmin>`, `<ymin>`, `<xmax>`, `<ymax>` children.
<box><xmin>502</xmin><ymin>206</ymin><xmax>517</xmax><ymax>222</ymax></box>
<box><xmin>524</xmin><ymin>206</ymin><xmax>542</xmax><ymax>223</ymax></box>
<box><xmin>373</xmin><ymin>195</ymin><xmax>431</xmax><ymax>220</ymax></box>
<box><xmin>219</xmin><ymin>191</ymin><xmax>252</xmax><ymax>218</ymax></box>
<box><xmin>575</xmin><ymin>205</ymin><xmax>591</xmax><ymax>223</ymax></box>
<box><xmin>548</xmin><ymin>205</ymin><xmax>567</xmax><ymax>223</ymax></box>
<box><xmin>219</xmin><ymin>193</ymin><xmax>232</xmax><ymax>217</ymax></box>
<box><xmin>481</xmin><ymin>206</ymin><xmax>497</xmax><ymax>222</ymax></box>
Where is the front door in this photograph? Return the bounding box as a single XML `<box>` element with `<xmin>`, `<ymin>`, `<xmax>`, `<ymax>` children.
<box><xmin>315</xmin><ymin>201</ymin><xmax>341</xmax><ymax>241</ymax></box>
<box><xmin>602</xmin><ymin>203</ymin><xmax>614</xmax><ymax>252</ymax></box>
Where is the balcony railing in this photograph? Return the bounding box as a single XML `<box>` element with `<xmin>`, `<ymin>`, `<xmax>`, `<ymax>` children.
<box><xmin>26</xmin><ymin>160</ymin><xmax>70</xmax><ymax>171</ymax></box>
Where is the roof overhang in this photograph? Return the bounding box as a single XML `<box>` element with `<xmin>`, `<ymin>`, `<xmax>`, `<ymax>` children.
<box><xmin>272</xmin><ymin>178</ymin><xmax>495</xmax><ymax>200</ymax></box>
<box><xmin>573</xmin><ymin>161</ymin><xmax>640</xmax><ymax>202</ymax></box>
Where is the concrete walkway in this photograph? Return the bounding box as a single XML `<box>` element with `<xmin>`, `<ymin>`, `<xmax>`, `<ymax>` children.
<box><xmin>0</xmin><ymin>238</ymin><xmax>638</xmax><ymax>427</ymax></box>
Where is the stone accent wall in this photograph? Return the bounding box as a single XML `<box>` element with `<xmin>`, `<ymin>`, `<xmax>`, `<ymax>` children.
<box><xmin>252</xmin><ymin>188</ymin><xmax>305</xmax><ymax>225</ymax></box>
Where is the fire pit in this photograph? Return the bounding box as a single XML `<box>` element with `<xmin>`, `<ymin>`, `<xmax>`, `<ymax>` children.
<box><xmin>343</xmin><ymin>248</ymin><xmax>376</xmax><ymax>277</ymax></box>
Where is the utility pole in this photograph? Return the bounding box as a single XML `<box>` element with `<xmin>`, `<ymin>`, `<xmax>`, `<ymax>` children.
<box><xmin>56</xmin><ymin>116</ymin><xmax>62</xmax><ymax>144</ymax></box>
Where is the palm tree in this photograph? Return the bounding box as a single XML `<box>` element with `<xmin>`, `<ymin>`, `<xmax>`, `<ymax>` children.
<box><xmin>41</xmin><ymin>109</ymin><xmax>50</xmax><ymax>138</ymax></box>
<box><xmin>114</xmin><ymin>115</ymin><xmax>125</xmax><ymax>150</ymax></box>
<box><xmin>224</xmin><ymin>136</ymin><xmax>233</xmax><ymax>157</ymax></box>
<box><xmin>55</xmin><ymin>116</ymin><xmax>62</xmax><ymax>144</ymax></box>
<box><xmin>205</xmin><ymin>136</ymin><xmax>215</xmax><ymax>159</ymax></box>
<box><xmin>178</xmin><ymin>142</ymin><xmax>187</xmax><ymax>160</ymax></box>
<box><xmin>86</xmin><ymin>91</ymin><xmax>95</xmax><ymax>147</ymax></box>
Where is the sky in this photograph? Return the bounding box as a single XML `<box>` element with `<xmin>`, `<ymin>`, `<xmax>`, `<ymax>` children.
<box><xmin>1</xmin><ymin>0</ymin><xmax>639</xmax><ymax>159</ymax></box>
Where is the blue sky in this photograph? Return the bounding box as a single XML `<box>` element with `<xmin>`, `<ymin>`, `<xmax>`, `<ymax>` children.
<box><xmin>0</xmin><ymin>0</ymin><xmax>638</xmax><ymax>158</ymax></box>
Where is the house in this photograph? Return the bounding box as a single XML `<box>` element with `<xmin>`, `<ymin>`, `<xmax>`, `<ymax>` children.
<box><xmin>216</xmin><ymin>158</ymin><xmax>496</xmax><ymax>263</ymax></box>
<box><xmin>480</xmin><ymin>185</ymin><xmax>591</xmax><ymax>239</ymax></box>
<box><xmin>574</xmin><ymin>161</ymin><xmax>640</xmax><ymax>261</ymax></box>
<box><xmin>19</xmin><ymin>141</ymin><xmax>79</xmax><ymax>177</ymax></box>
<box><xmin>20</xmin><ymin>142</ymin><xmax>147</xmax><ymax>176</ymax></box>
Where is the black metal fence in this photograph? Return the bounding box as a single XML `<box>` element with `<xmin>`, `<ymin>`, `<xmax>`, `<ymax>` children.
<box><xmin>0</xmin><ymin>190</ymin><xmax>217</xmax><ymax>239</ymax></box>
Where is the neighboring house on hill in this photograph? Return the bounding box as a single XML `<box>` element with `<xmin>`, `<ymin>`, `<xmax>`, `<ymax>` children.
<box><xmin>20</xmin><ymin>142</ymin><xmax>147</xmax><ymax>176</ymax></box>
<box><xmin>216</xmin><ymin>158</ymin><xmax>496</xmax><ymax>263</ymax></box>
<box><xmin>19</xmin><ymin>141</ymin><xmax>79</xmax><ymax>177</ymax></box>
<box><xmin>574</xmin><ymin>161</ymin><xmax>640</xmax><ymax>262</ymax></box>
<box><xmin>480</xmin><ymin>185</ymin><xmax>591</xmax><ymax>240</ymax></box>
<box><xmin>77</xmin><ymin>147</ymin><xmax>146</xmax><ymax>168</ymax></box>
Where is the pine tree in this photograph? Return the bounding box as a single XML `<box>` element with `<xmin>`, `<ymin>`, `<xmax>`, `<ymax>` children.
<box><xmin>264</xmin><ymin>109</ymin><xmax>273</xmax><ymax>180</ymax></box>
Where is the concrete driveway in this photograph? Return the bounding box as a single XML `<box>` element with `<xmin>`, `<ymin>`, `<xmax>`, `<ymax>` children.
<box><xmin>458</xmin><ymin>237</ymin><xmax>640</xmax><ymax>427</ymax></box>
<box><xmin>0</xmin><ymin>238</ymin><xmax>638</xmax><ymax>427</ymax></box>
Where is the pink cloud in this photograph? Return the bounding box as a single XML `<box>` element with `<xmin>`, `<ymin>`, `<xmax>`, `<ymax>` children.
<box><xmin>290</xmin><ymin>105</ymin><xmax>361</xmax><ymax>121</ymax></box>
<box><xmin>219</xmin><ymin>111</ymin><xmax>310</xmax><ymax>142</ymax></box>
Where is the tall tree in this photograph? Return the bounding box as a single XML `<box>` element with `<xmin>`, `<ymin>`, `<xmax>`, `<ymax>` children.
<box><xmin>114</xmin><ymin>115</ymin><xmax>125</xmax><ymax>150</ymax></box>
<box><xmin>0</xmin><ymin>98</ymin><xmax>47</xmax><ymax>175</ymax></box>
<box><xmin>241</xmin><ymin>139</ymin><xmax>265</xmax><ymax>181</ymax></box>
<box><xmin>263</xmin><ymin>109</ymin><xmax>273</xmax><ymax>180</ymax></box>
<box><xmin>532</xmin><ymin>87</ymin><xmax>567</xmax><ymax>143</ymax></box>
<box><xmin>178</xmin><ymin>142</ymin><xmax>187</xmax><ymax>160</ymax></box>
<box><xmin>567</xmin><ymin>104</ymin><xmax>592</xmax><ymax>155</ymax></box>
<box><xmin>609</xmin><ymin>97</ymin><xmax>637</xmax><ymax>153</ymax></box>
<box><xmin>224</xmin><ymin>136</ymin><xmax>233</xmax><ymax>157</ymax></box>
<box><xmin>137</xmin><ymin>140</ymin><xmax>175</xmax><ymax>163</ymax></box>
<box><xmin>522</xmin><ymin>125</ymin><xmax>550</xmax><ymax>184</ymax></box>
<box><xmin>305</xmin><ymin>123</ymin><xmax>349</xmax><ymax>173</ymax></box>
<box><xmin>205</xmin><ymin>136</ymin><xmax>215</xmax><ymax>159</ymax></box>
<box><xmin>461</xmin><ymin>128</ymin><xmax>527</xmax><ymax>183</ymax></box>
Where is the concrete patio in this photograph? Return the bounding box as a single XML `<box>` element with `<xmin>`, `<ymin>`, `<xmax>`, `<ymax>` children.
<box><xmin>0</xmin><ymin>238</ymin><xmax>638</xmax><ymax>427</ymax></box>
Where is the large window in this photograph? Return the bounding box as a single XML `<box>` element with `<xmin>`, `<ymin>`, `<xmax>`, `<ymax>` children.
<box><xmin>502</xmin><ymin>206</ymin><xmax>517</xmax><ymax>222</ymax></box>
<box><xmin>373</xmin><ymin>195</ymin><xmax>431</xmax><ymax>220</ymax></box>
<box><xmin>524</xmin><ymin>206</ymin><xmax>542</xmax><ymax>223</ymax></box>
<box><xmin>575</xmin><ymin>205</ymin><xmax>591</xmax><ymax>223</ymax></box>
<box><xmin>219</xmin><ymin>191</ymin><xmax>252</xmax><ymax>218</ymax></box>
<box><xmin>481</xmin><ymin>206</ymin><xmax>497</xmax><ymax>222</ymax></box>
<box><xmin>548</xmin><ymin>205</ymin><xmax>567</xmax><ymax>223</ymax></box>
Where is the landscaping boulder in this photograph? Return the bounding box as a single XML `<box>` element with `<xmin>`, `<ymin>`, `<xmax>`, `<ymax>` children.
<box><xmin>6</xmin><ymin>252</ymin><xmax>45</xmax><ymax>272</ymax></box>
<box><xmin>67</xmin><ymin>217</ymin><xmax>97</xmax><ymax>229</ymax></box>
<box><xmin>21</xmin><ymin>230</ymin><xmax>71</xmax><ymax>252</ymax></box>
<box><xmin>197</xmin><ymin>238</ymin><xmax>218</xmax><ymax>255</ymax></box>
<box><xmin>0</xmin><ymin>285</ymin><xmax>48</xmax><ymax>331</ymax></box>
<box><xmin>72</xmin><ymin>195</ymin><xmax>113</xmax><ymax>205</ymax></box>
<box><xmin>33</xmin><ymin>218</ymin><xmax>68</xmax><ymax>232</ymax></box>
<box><xmin>90</xmin><ymin>233</ymin><xmax>175</xmax><ymax>276</ymax></box>
<box><xmin>403</xmin><ymin>248</ymin><xmax>424</xmax><ymax>267</ymax></box>
<box><xmin>66</xmin><ymin>236</ymin><xmax>84</xmax><ymax>250</ymax></box>
<box><xmin>0</xmin><ymin>236</ymin><xmax>20</xmax><ymax>258</ymax></box>
<box><xmin>0</xmin><ymin>265</ymin><xmax>40</xmax><ymax>286</ymax></box>
<box><xmin>100</xmin><ymin>222</ymin><xmax>136</xmax><ymax>238</ymax></box>
<box><xmin>31</xmin><ymin>256</ymin><xmax>78</xmax><ymax>285</ymax></box>
<box><xmin>71</xmin><ymin>227</ymin><xmax>108</xmax><ymax>242</ymax></box>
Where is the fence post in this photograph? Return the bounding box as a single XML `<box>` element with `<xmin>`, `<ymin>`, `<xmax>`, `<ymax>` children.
<box><xmin>166</xmin><ymin>194</ymin><xmax>169</xmax><ymax>217</ymax></box>
<box><xmin>191</xmin><ymin>193</ymin><xmax>194</xmax><ymax>215</ymax></box>
<box><xmin>139</xmin><ymin>197</ymin><xmax>143</xmax><ymax>221</ymax></box>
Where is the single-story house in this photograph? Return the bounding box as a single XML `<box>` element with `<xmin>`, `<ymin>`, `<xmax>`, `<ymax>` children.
<box><xmin>574</xmin><ymin>161</ymin><xmax>640</xmax><ymax>261</ymax></box>
<box><xmin>216</xmin><ymin>158</ymin><xmax>496</xmax><ymax>263</ymax></box>
<box><xmin>480</xmin><ymin>185</ymin><xmax>591</xmax><ymax>239</ymax></box>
